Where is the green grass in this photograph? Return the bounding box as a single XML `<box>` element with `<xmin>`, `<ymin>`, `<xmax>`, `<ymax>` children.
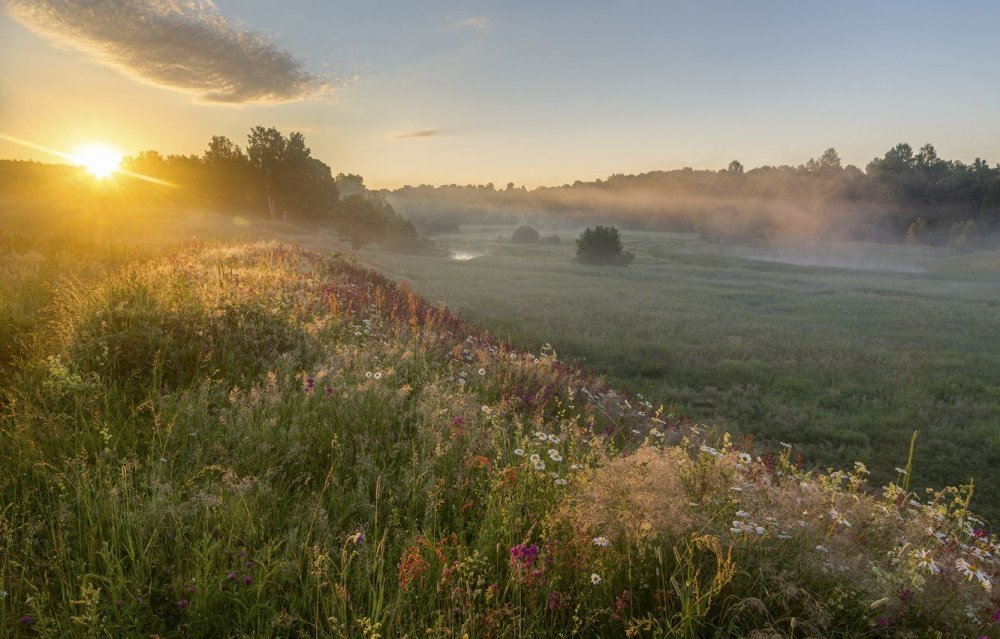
<box><xmin>370</xmin><ymin>227</ymin><xmax>1000</xmax><ymax>517</ymax></box>
<box><xmin>1</xmin><ymin>233</ymin><xmax>999</xmax><ymax>637</ymax></box>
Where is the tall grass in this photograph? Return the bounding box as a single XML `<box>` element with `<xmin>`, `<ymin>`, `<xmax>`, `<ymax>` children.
<box><xmin>1</xmin><ymin>239</ymin><xmax>997</xmax><ymax>637</ymax></box>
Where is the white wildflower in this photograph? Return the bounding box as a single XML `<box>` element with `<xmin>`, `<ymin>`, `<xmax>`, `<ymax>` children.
<box><xmin>590</xmin><ymin>573</ymin><xmax>601</xmax><ymax>585</ymax></box>
<box><xmin>593</xmin><ymin>536</ymin><xmax>610</xmax><ymax>548</ymax></box>
<box><xmin>548</xmin><ymin>449</ymin><xmax>563</xmax><ymax>462</ymax></box>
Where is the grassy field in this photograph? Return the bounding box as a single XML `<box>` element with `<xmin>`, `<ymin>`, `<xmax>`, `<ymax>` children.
<box><xmin>2</xmin><ymin>228</ymin><xmax>998</xmax><ymax>636</ymax></box>
<box><xmin>370</xmin><ymin>227</ymin><xmax>1000</xmax><ymax>517</ymax></box>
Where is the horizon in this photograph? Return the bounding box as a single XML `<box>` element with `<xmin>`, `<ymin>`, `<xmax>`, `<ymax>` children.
<box><xmin>2</xmin><ymin>1</ymin><xmax>1000</xmax><ymax>189</ymax></box>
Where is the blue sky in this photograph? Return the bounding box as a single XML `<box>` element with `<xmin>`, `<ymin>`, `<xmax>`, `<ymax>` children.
<box><xmin>2</xmin><ymin>0</ymin><xmax>998</xmax><ymax>187</ymax></box>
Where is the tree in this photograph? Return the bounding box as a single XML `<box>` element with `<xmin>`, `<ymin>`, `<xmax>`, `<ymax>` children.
<box><xmin>575</xmin><ymin>225</ymin><xmax>634</xmax><ymax>265</ymax></box>
<box><xmin>246</xmin><ymin>126</ymin><xmax>287</xmax><ymax>218</ymax></box>
<box><xmin>511</xmin><ymin>225</ymin><xmax>540</xmax><ymax>243</ymax></box>
<box><xmin>727</xmin><ymin>160</ymin><xmax>744</xmax><ymax>175</ymax></box>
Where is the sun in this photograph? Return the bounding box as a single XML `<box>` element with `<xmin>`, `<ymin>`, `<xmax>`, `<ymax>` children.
<box><xmin>70</xmin><ymin>143</ymin><xmax>123</xmax><ymax>179</ymax></box>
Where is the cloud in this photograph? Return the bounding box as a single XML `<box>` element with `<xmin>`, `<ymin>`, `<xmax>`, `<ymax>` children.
<box><xmin>6</xmin><ymin>0</ymin><xmax>327</xmax><ymax>104</ymax></box>
<box><xmin>447</xmin><ymin>17</ymin><xmax>492</xmax><ymax>31</ymax></box>
<box><xmin>391</xmin><ymin>129</ymin><xmax>444</xmax><ymax>140</ymax></box>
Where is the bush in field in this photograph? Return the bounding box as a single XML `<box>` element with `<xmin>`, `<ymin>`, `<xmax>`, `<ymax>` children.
<box><xmin>511</xmin><ymin>225</ymin><xmax>540</xmax><ymax>244</ymax></box>
<box><xmin>575</xmin><ymin>225</ymin><xmax>634</xmax><ymax>265</ymax></box>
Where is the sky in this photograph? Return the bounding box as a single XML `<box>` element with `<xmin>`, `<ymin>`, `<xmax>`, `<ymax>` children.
<box><xmin>1</xmin><ymin>0</ymin><xmax>999</xmax><ymax>188</ymax></box>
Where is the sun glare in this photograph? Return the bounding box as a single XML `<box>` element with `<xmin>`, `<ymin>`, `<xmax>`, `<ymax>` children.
<box><xmin>70</xmin><ymin>143</ymin><xmax>123</xmax><ymax>178</ymax></box>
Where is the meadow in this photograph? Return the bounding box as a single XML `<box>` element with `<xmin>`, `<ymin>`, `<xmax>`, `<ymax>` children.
<box><xmin>370</xmin><ymin>227</ymin><xmax>1000</xmax><ymax>518</ymax></box>
<box><xmin>1</xmin><ymin>218</ymin><xmax>999</xmax><ymax>637</ymax></box>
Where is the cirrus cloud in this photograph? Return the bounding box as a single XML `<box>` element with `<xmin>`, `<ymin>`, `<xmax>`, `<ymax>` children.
<box><xmin>5</xmin><ymin>0</ymin><xmax>327</xmax><ymax>104</ymax></box>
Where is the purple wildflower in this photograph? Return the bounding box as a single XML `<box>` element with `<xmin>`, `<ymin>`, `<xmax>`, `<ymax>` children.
<box><xmin>186</xmin><ymin>585</ymin><xmax>197</xmax><ymax>594</ymax></box>
<box><xmin>177</xmin><ymin>599</ymin><xmax>189</xmax><ymax>609</ymax></box>
<box><xmin>228</xmin><ymin>572</ymin><xmax>237</xmax><ymax>581</ymax></box>
<box><xmin>19</xmin><ymin>615</ymin><xmax>34</xmax><ymax>625</ymax></box>
<box><xmin>509</xmin><ymin>543</ymin><xmax>539</xmax><ymax>569</ymax></box>
<box><xmin>876</xmin><ymin>616</ymin><xmax>888</xmax><ymax>628</ymax></box>
<box><xmin>243</xmin><ymin>576</ymin><xmax>252</xmax><ymax>586</ymax></box>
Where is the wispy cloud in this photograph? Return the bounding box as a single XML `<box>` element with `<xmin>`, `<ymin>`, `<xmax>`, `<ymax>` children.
<box><xmin>447</xmin><ymin>17</ymin><xmax>492</xmax><ymax>31</ymax></box>
<box><xmin>391</xmin><ymin>128</ymin><xmax>445</xmax><ymax>140</ymax></box>
<box><xmin>6</xmin><ymin>0</ymin><xmax>327</xmax><ymax>104</ymax></box>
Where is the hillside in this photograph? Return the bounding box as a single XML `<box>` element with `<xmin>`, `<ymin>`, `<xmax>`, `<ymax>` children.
<box><xmin>2</xmin><ymin>240</ymin><xmax>998</xmax><ymax>638</ymax></box>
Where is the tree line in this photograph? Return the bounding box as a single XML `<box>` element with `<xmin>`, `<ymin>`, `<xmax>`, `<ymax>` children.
<box><xmin>0</xmin><ymin>127</ymin><xmax>425</xmax><ymax>252</ymax></box>
<box><xmin>387</xmin><ymin>144</ymin><xmax>1000</xmax><ymax>247</ymax></box>
<box><xmin>122</xmin><ymin>126</ymin><xmax>425</xmax><ymax>251</ymax></box>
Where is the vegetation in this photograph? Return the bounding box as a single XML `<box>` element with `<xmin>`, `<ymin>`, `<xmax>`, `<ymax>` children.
<box><xmin>575</xmin><ymin>225</ymin><xmax>635</xmax><ymax>265</ymax></box>
<box><xmin>386</xmin><ymin>144</ymin><xmax>1000</xmax><ymax>245</ymax></box>
<box><xmin>0</xmin><ymin>126</ymin><xmax>425</xmax><ymax>253</ymax></box>
<box><xmin>375</xmin><ymin>226</ymin><xmax>1000</xmax><ymax>520</ymax></box>
<box><xmin>511</xmin><ymin>225</ymin><xmax>541</xmax><ymax>244</ymax></box>
<box><xmin>2</xmin><ymin>236</ymin><xmax>998</xmax><ymax>637</ymax></box>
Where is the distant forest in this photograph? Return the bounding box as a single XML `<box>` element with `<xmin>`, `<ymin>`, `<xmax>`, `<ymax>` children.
<box><xmin>388</xmin><ymin>144</ymin><xmax>1000</xmax><ymax>247</ymax></box>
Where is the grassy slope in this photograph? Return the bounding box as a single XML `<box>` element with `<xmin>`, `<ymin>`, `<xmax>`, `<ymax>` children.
<box><xmin>1</xmin><ymin>238</ymin><xmax>998</xmax><ymax>637</ymax></box>
<box><xmin>369</xmin><ymin>228</ymin><xmax>1000</xmax><ymax>518</ymax></box>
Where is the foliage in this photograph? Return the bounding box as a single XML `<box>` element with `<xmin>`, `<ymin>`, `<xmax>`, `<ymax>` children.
<box><xmin>511</xmin><ymin>225</ymin><xmax>540</xmax><ymax>244</ymax></box>
<box><xmin>575</xmin><ymin>225</ymin><xmax>635</xmax><ymax>265</ymax></box>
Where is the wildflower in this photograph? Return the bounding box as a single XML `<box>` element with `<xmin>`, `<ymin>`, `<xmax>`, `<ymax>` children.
<box><xmin>815</xmin><ymin>545</ymin><xmax>829</xmax><ymax>553</ymax></box>
<box><xmin>895</xmin><ymin>467</ymin><xmax>908</xmax><ymax>475</ymax></box>
<box><xmin>510</xmin><ymin>543</ymin><xmax>539</xmax><ymax>568</ymax></box>
<box><xmin>374</xmin><ymin>371</ymin><xmax>382</xmax><ymax>380</ymax></box>
<box><xmin>365</xmin><ymin>371</ymin><xmax>372</xmax><ymax>378</ymax></box>
<box><xmin>478</xmin><ymin>368</ymin><xmax>486</xmax><ymax>376</ymax></box>
<box><xmin>228</xmin><ymin>572</ymin><xmax>237</xmax><ymax>581</ymax></box>
<box><xmin>591</xmin><ymin>573</ymin><xmax>602</xmax><ymax>585</ymax></box>
<box><xmin>737</xmin><ymin>453</ymin><xmax>752</xmax><ymax>464</ymax></box>
<box><xmin>554</xmin><ymin>478</ymin><xmax>568</xmax><ymax>486</ymax></box>
<box><xmin>513</xmin><ymin>448</ymin><xmax>525</xmax><ymax>456</ymax></box>
<box><xmin>755</xmin><ymin>526</ymin><xmax>766</xmax><ymax>535</ymax></box>
<box><xmin>913</xmin><ymin>549</ymin><xmax>940</xmax><ymax>575</ymax></box>
<box><xmin>349</xmin><ymin>531</ymin><xmax>366</xmax><ymax>544</ymax></box>
<box><xmin>547</xmin><ymin>591</ymin><xmax>566</xmax><ymax>610</ymax></box>
<box><xmin>529</xmin><ymin>453</ymin><xmax>541</xmax><ymax>464</ymax></box>
<box><xmin>829</xmin><ymin>508</ymin><xmax>851</xmax><ymax>528</ymax></box>
<box><xmin>243</xmin><ymin>576</ymin><xmax>253</xmax><ymax>586</ymax></box>
<box><xmin>532</xmin><ymin>459</ymin><xmax>546</xmax><ymax>471</ymax></box>
<box><xmin>535</xmin><ymin>432</ymin><xmax>548</xmax><ymax>441</ymax></box>
<box><xmin>547</xmin><ymin>434</ymin><xmax>561</xmax><ymax>444</ymax></box>
<box><xmin>956</xmin><ymin>558</ymin><xmax>976</xmax><ymax>580</ymax></box>
<box><xmin>186</xmin><ymin>585</ymin><xmax>197</xmax><ymax>594</ymax></box>
<box><xmin>735</xmin><ymin>510</ymin><xmax>751</xmax><ymax>519</ymax></box>
<box><xmin>177</xmin><ymin>599</ymin><xmax>189</xmax><ymax>609</ymax></box>
<box><xmin>548</xmin><ymin>449</ymin><xmax>563</xmax><ymax>462</ymax></box>
<box><xmin>593</xmin><ymin>536</ymin><xmax>610</xmax><ymax>548</ymax></box>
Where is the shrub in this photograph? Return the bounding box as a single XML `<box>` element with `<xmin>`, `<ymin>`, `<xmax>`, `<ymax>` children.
<box><xmin>511</xmin><ymin>225</ymin><xmax>540</xmax><ymax>244</ymax></box>
<box><xmin>575</xmin><ymin>225</ymin><xmax>634</xmax><ymax>265</ymax></box>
